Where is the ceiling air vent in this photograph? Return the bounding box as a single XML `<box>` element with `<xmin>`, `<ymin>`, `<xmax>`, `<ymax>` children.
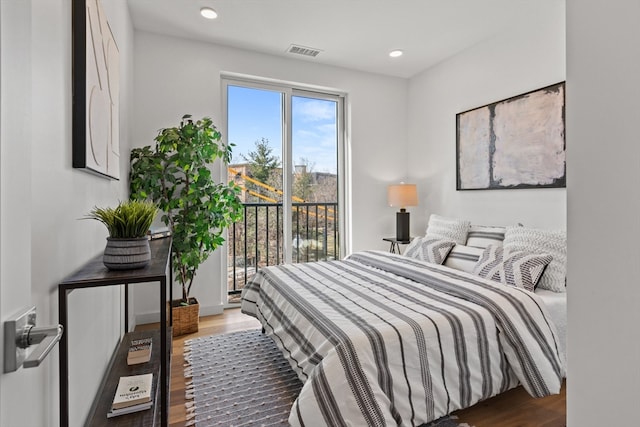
<box><xmin>287</xmin><ymin>44</ymin><xmax>322</xmax><ymax>57</ymax></box>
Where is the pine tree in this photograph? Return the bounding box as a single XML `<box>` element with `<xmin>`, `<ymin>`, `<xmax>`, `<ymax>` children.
<box><xmin>293</xmin><ymin>158</ymin><xmax>314</xmax><ymax>202</ymax></box>
<box><xmin>242</xmin><ymin>138</ymin><xmax>280</xmax><ymax>185</ymax></box>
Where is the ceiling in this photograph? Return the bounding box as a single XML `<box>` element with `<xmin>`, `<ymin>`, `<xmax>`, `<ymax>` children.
<box><xmin>127</xmin><ymin>0</ymin><xmax>560</xmax><ymax>79</ymax></box>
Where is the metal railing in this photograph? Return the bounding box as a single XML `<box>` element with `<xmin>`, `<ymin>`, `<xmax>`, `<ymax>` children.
<box><xmin>228</xmin><ymin>202</ymin><xmax>339</xmax><ymax>296</ymax></box>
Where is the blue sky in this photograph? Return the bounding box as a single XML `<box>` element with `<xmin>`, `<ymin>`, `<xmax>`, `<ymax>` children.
<box><xmin>227</xmin><ymin>85</ymin><xmax>338</xmax><ymax>174</ymax></box>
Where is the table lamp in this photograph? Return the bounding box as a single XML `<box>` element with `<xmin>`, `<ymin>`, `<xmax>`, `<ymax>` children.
<box><xmin>387</xmin><ymin>183</ymin><xmax>418</xmax><ymax>241</ymax></box>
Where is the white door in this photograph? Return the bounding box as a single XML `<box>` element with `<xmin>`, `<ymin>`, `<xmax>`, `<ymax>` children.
<box><xmin>1</xmin><ymin>2</ymin><xmax>43</xmax><ymax>426</ymax></box>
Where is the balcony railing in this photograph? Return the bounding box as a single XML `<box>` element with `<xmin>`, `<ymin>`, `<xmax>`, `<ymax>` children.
<box><xmin>228</xmin><ymin>202</ymin><xmax>339</xmax><ymax>296</ymax></box>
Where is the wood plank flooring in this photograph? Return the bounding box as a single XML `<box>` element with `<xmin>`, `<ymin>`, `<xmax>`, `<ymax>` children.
<box><xmin>136</xmin><ymin>308</ymin><xmax>566</xmax><ymax>427</ymax></box>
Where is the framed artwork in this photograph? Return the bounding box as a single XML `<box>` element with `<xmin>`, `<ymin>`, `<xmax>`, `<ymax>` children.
<box><xmin>72</xmin><ymin>0</ymin><xmax>120</xmax><ymax>179</ymax></box>
<box><xmin>456</xmin><ymin>82</ymin><xmax>565</xmax><ymax>190</ymax></box>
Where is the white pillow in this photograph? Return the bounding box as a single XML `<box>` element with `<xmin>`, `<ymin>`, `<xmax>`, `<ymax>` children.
<box><xmin>404</xmin><ymin>237</ymin><xmax>456</xmax><ymax>265</ymax></box>
<box><xmin>466</xmin><ymin>224</ymin><xmax>507</xmax><ymax>249</ymax></box>
<box><xmin>503</xmin><ymin>226</ymin><xmax>566</xmax><ymax>292</ymax></box>
<box><xmin>473</xmin><ymin>244</ymin><xmax>553</xmax><ymax>292</ymax></box>
<box><xmin>425</xmin><ymin>214</ymin><xmax>470</xmax><ymax>245</ymax></box>
<box><xmin>443</xmin><ymin>244</ymin><xmax>485</xmax><ymax>273</ymax></box>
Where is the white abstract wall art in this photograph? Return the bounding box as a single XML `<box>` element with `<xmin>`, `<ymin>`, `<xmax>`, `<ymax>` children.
<box><xmin>72</xmin><ymin>0</ymin><xmax>120</xmax><ymax>180</ymax></box>
<box><xmin>456</xmin><ymin>82</ymin><xmax>565</xmax><ymax>190</ymax></box>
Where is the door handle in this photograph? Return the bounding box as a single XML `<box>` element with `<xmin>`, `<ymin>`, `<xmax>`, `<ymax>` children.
<box><xmin>4</xmin><ymin>306</ymin><xmax>64</xmax><ymax>373</ymax></box>
<box><xmin>21</xmin><ymin>324</ymin><xmax>64</xmax><ymax>368</ymax></box>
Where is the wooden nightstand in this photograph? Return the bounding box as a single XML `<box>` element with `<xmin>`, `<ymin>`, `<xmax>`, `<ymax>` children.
<box><xmin>382</xmin><ymin>237</ymin><xmax>413</xmax><ymax>254</ymax></box>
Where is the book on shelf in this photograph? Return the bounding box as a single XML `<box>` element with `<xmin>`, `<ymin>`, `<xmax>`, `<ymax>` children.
<box><xmin>112</xmin><ymin>373</ymin><xmax>153</xmax><ymax>410</ymax></box>
<box><xmin>127</xmin><ymin>337</ymin><xmax>152</xmax><ymax>365</ymax></box>
<box><xmin>107</xmin><ymin>400</ymin><xmax>152</xmax><ymax>418</ymax></box>
<box><xmin>148</xmin><ymin>226</ymin><xmax>171</xmax><ymax>240</ymax></box>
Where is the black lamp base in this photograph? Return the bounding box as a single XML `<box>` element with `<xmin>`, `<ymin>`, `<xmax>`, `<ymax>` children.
<box><xmin>396</xmin><ymin>210</ymin><xmax>410</xmax><ymax>241</ymax></box>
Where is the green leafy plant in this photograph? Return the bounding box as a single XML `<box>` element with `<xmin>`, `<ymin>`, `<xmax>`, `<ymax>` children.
<box><xmin>129</xmin><ymin>114</ymin><xmax>243</xmax><ymax>304</ymax></box>
<box><xmin>85</xmin><ymin>200</ymin><xmax>158</xmax><ymax>238</ymax></box>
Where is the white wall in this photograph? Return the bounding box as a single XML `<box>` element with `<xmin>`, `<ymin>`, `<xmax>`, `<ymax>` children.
<box><xmin>406</xmin><ymin>2</ymin><xmax>566</xmax><ymax>233</ymax></box>
<box><xmin>1</xmin><ymin>2</ymin><xmax>36</xmax><ymax>426</ymax></box>
<box><xmin>132</xmin><ymin>31</ymin><xmax>408</xmax><ymax>319</ymax></box>
<box><xmin>0</xmin><ymin>1</ymin><xmax>135</xmax><ymax>426</ymax></box>
<box><xmin>566</xmin><ymin>0</ymin><xmax>640</xmax><ymax>425</ymax></box>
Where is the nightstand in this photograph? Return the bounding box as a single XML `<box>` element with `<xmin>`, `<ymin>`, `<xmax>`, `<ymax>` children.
<box><xmin>382</xmin><ymin>237</ymin><xmax>413</xmax><ymax>254</ymax></box>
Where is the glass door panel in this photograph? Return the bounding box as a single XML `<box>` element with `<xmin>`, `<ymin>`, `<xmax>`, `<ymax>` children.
<box><xmin>225</xmin><ymin>81</ymin><xmax>344</xmax><ymax>300</ymax></box>
<box><xmin>291</xmin><ymin>94</ymin><xmax>339</xmax><ymax>263</ymax></box>
<box><xmin>227</xmin><ymin>84</ymin><xmax>284</xmax><ymax>298</ymax></box>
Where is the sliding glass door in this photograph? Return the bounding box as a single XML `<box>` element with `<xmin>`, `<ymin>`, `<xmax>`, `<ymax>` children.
<box><xmin>223</xmin><ymin>79</ymin><xmax>344</xmax><ymax>299</ymax></box>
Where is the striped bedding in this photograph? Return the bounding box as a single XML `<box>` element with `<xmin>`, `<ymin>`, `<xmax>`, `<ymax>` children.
<box><xmin>240</xmin><ymin>250</ymin><xmax>564</xmax><ymax>427</ymax></box>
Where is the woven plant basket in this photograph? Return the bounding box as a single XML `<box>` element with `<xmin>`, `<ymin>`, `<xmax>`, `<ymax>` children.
<box><xmin>169</xmin><ymin>297</ymin><xmax>199</xmax><ymax>337</ymax></box>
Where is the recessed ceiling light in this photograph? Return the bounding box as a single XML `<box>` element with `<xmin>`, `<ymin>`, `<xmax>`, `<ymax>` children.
<box><xmin>389</xmin><ymin>50</ymin><xmax>404</xmax><ymax>58</ymax></box>
<box><xmin>200</xmin><ymin>7</ymin><xmax>218</xmax><ymax>19</ymax></box>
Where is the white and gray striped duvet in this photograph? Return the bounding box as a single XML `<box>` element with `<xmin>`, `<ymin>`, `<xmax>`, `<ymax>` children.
<box><xmin>241</xmin><ymin>250</ymin><xmax>564</xmax><ymax>427</ymax></box>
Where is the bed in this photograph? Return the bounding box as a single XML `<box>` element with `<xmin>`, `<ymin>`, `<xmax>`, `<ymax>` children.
<box><xmin>241</xmin><ymin>249</ymin><xmax>565</xmax><ymax>427</ymax></box>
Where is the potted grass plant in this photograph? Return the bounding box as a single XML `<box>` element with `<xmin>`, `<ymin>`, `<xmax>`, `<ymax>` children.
<box><xmin>85</xmin><ymin>200</ymin><xmax>158</xmax><ymax>270</ymax></box>
<box><xmin>129</xmin><ymin>114</ymin><xmax>243</xmax><ymax>336</ymax></box>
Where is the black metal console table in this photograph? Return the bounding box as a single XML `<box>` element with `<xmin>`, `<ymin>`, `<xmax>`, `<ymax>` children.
<box><xmin>58</xmin><ymin>238</ymin><xmax>172</xmax><ymax>427</ymax></box>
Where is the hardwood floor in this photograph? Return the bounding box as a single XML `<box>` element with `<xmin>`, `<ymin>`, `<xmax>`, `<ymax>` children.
<box><xmin>136</xmin><ymin>308</ymin><xmax>565</xmax><ymax>427</ymax></box>
<box><xmin>454</xmin><ymin>380</ymin><xmax>566</xmax><ymax>427</ymax></box>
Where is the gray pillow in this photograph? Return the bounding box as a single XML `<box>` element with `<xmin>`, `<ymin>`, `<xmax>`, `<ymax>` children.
<box><xmin>503</xmin><ymin>226</ymin><xmax>566</xmax><ymax>292</ymax></box>
<box><xmin>466</xmin><ymin>224</ymin><xmax>507</xmax><ymax>249</ymax></box>
<box><xmin>473</xmin><ymin>244</ymin><xmax>553</xmax><ymax>292</ymax></box>
<box><xmin>404</xmin><ymin>237</ymin><xmax>456</xmax><ymax>265</ymax></box>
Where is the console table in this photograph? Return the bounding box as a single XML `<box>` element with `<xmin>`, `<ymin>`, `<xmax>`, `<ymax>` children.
<box><xmin>58</xmin><ymin>238</ymin><xmax>172</xmax><ymax>427</ymax></box>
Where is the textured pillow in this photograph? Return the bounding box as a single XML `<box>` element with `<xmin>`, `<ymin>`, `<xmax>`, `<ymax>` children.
<box><xmin>404</xmin><ymin>237</ymin><xmax>456</xmax><ymax>265</ymax></box>
<box><xmin>473</xmin><ymin>245</ymin><xmax>553</xmax><ymax>292</ymax></box>
<box><xmin>425</xmin><ymin>214</ymin><xmax>471</xmax><ymax>245</ymax></box>
<box><xmin>443</xmin><ymin>244</ymin><xmax>485</xmax><ymax>273</ymax></box>
<box><xmin>503</xmin><ymin>226</ymin><xmax>566</xmax><ymax>292</ymax></box>
<box><xmin>466</xmin><ymin>225</ymin><xmax>507</xmax><ymax>249</ymax></box>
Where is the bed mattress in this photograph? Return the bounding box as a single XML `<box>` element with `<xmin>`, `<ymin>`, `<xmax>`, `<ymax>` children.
<box><xmin>535</xmin><ymin>288</ymin><xmax>567</xmax><ymax>368</ymax></box>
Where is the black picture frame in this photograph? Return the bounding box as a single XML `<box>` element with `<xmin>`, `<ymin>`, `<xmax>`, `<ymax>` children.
<box><xmin>72</xmin><ymin>0</ymin><xmax>120</xmax><ymax>180</ymax></box>
<box><xmin>456</xmin><ymin>82</ymin><xmax>565</xmax><ymax>190</ymax></box>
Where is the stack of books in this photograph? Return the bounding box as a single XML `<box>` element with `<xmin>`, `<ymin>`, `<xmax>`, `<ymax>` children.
<box><xmin>108</xmin><ymin>373</ymin><xmax>153</xmax><ymax>418</ymax></box>
<box><xmin>148</xmin><ymin>226</ymin><xmax>171</xmax><ymax>240</ymax></box>
<box><xmin>127</xmin><ymin>337</ymin><xmax>152</xmax><ymax>365</ymax></box>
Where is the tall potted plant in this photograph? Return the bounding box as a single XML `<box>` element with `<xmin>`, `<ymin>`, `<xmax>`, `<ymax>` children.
<box><xmin>130</xmin><ymin>114</ymin><xmax>243</xmax><ymax>335</ymax></box>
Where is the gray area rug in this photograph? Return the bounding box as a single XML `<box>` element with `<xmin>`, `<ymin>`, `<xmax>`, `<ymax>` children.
<box><xmin>184</xmin><ymin>329</ymin><xmax>471</xmax><ymax>427</ymax></box>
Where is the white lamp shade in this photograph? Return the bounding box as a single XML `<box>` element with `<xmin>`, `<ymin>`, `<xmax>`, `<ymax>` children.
<box><xmin>387</xmin><ymin>184</ymin><xmax>418</xmax><ymax>208</ymax></box>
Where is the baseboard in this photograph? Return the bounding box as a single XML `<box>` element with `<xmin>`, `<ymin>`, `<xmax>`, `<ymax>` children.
<box><xmin>135</xmin><ymin>303</ymin><xmax>224</xmax><ymax>325</ymax></box>
<box><xmin>199</xmin><ymin>304</ymin><xmax>225</xmax><ymax>317</ymax></box>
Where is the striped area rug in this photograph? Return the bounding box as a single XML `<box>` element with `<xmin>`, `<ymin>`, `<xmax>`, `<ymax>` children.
<box><xmin>184</xmin><ymin>329</ymin><xmax>471</xmax><ymax>427</ymax></box>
